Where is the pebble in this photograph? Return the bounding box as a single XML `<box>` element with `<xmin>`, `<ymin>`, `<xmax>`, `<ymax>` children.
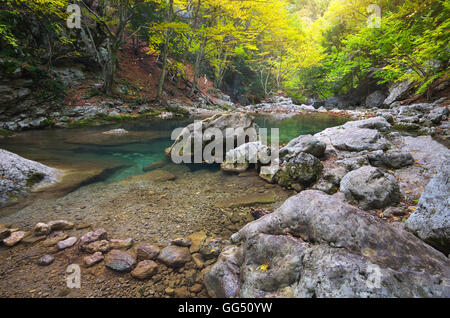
<box><xmin>157</xmin><ymin>245</ymin><xmax>192</xmax><ymax>268</ymax></box>
<box><xmin>84</xmin><ymin>252</ymin><xmax>104</xmax><ymax>267</ymax></box>
<box><xmin>84</xmin><ymin>240</ymin><xmax>111</xmax><ymax>253</ymax></box>
<box><xmin>57</xmin><ymin>237</ymin><xmax>78</xmax><ymax>250</ymax></box>
<box><xmin>38</xmin><ymin>255</ymin><xmax>55</xmax><ymax>266</ymax></box>
<box><xmin>109</xmin><ymin>238</ymin><xmax>133</xmax><ymax>250</ymax></box>
<box><xmin>3</xmin><ymin>231</ymin><xmax>27</xmax><ymax>247</ymax></box>
<box><xmin>47</xmin><ymin>220</ymin><xmax>74</xmax><ymax>231</ymax></box>
<box><xmin>80</xmin><ymin>228</ymin><xmax>108</xmax><ymax>245</ymax></box>
<box><xmin>34</xmin><ymin>222</ymin><xmax>51</xmax><ymax>236</ymax></box>
<box><xmin>131</xmin><ymin>260</ymin><xmax>158</xmax><ymax>280</ymax></box>
<box><xmin>136</xmin><ymin>243</ymin><xmax>160</xmax><ymax>261</ymax></box>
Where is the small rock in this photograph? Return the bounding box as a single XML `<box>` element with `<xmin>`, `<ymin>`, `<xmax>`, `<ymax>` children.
<box><xmin>34</xmin><ymin>222</ymin><xmax>51</xmax><ymax>236</ymax></box>
<box><xmin>158</xmin><ymin>245</ymin><xmax>191</xmax><ymax>267</ymax></box>
<box><xmin>384</xmin><ymin>207</ymin><xmax>407</xmax><ymax>218</ymax></box>
<box><xmin>80</xmin><ymin>228</ymin><xmax>107</xmax><ymax>245</ymax></box>
<box><xmin>109</xmin><ymin>238</ymin><xmax>133</xmax><ymax>250</ymax></box>
<box><xmin>38</xmin><ymin>255</ymin><xmax>55</xmax><ymax>266</ymax></box>
<box><xmin>47</xmin><ymin>220</ymin><xmax>74</xmax><ymax>231</ymax></box>
<box><xmin>192</xmin><ymin>253</ymin><xmax>205</xmax><ymax>269</ymax></box>
<box><xmin>131</xmin><ymin>260</ymin><xmax>158</xmax><ymax>280</ymax></box>
<box><xmin>165</xmin><ymin>287</ymin><xmax>175</xmax><ymax>295</ymax></box>
<box><xmin>190</xmin><ymin>284</ymin><xmax>203</xmax><ymax>293</ymax></box>
<box><xmin>136</xmin><ymin>243</ymin><xmax>160</xmax><ymax>261</ymax></box>
<box><xmin>171</xmin><ymin>238</ymin><xmax>191</xmax><ymax>247</ymax></box>
<box><xmin>84</xmin><ymin>252</ymin><xmax>104</xmax><ymax>267</ymax></box>
<box><xmin>187</xmin><ymin>231</ymin><xmax>207</xmax><ymax>253</ymax></box>
<box><xmin>57</xmin><ymin>237</ymin><xmax>78</xmax><ymax>250</ymax></box>
<box><xmin>3</xmin><ymin>230</ymin><xmax>27</xmax><ymax>247</ymax></box>
<box><xmin>105</xmin><ymin>250</ymin><xmax>136</xmax><ymax>272</ymax></box>
<box><xmin>84</xmin><ymin>240</ymin><xmax>110</xmax><ymax>253</ymax></box>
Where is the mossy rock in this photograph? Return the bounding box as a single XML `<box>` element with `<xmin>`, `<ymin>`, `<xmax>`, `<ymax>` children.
<box><xmin>275</xmin><ymin>152</ymin><xmax>323</xmax><ymax>188</ymax></box>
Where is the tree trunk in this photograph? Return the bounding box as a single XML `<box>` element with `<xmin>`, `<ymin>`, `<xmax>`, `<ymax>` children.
<box><xmin>190</xmin><ymin>37</ymin><xmax>206</xmax><ymax>96</ymax></box>
<box><xmin>157</xmin><ymin>0</ymin><xmax>174</xmax><ymax>100</ymax></box>
<box><xmin>103</xmin><ymin>40</ymin><xmax>116</xmax><ymax>95</ymax></box>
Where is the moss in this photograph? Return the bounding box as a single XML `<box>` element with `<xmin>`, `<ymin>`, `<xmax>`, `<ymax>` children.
<box><xmin>0</xmin><ymin>128</ymin><xmax>14</xmax><ymax>137</ymax></box>
<box><xmin>26</xmin><ymin>173</ymin><xmax>44</xmax><ymax>188</ymax></box>
<box><xmin>393</xmin><ymin>123</ymin><xmax>420</xmax><ymax>132</ymax></box>
<box><xmin>38</xmin><ymin>119</ymin><xmax>55</xmax><ymax>128</ymax></box>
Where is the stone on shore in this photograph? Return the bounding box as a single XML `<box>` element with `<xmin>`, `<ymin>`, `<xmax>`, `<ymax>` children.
<box><xmin>206</xmin><ymin>190</ymin><xmax>450</xmax><ymax>298</ymax></box>
<box><xmin>157</xmin><ymin>245</ymin><xmax>192</xmax><ymax>267</ymax></box>
<box><xmin>406</xmin><ymin>160</ymin><xmax>450</xmax><ymax>255</ymax></box>
<box><xmin>136</xmin><ymin>243</ymin><xmax>160</xmax><ymax>261</ymax></box>
<box><xmin>105</xmin><ymin>250</ymin><xmax>136</xmax><ymax>272</ymax></box>
<box><xmin>131</xmin><ymin>260</ymin><xmax>158</xmax><ymax>280</ymax></box>
<box><xmin>340</xmin><ymin>166</ymin><xmax>401</xmax><ymax>210</ymax></box>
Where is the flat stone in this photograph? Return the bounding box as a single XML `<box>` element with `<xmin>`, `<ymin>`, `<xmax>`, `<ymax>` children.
<box><xmin>84</xmin><ymin>252</ymin><xmax>104</xmax><ymax>267</ymax></box>
<box><xmin>3</xmin><ymin>230</ymin><xmax>27</xmax><ymax>247</ymax></box>
<box><xmin>38</xmin><ymin>255</ymin><xmax>55</xmax><ymax>266</ymax></box>
<box><xmin>105</xmin><ymin>250</ymin><xmax>136</xmax><ymax>272</ymax></box>
<box><xmin>84</xmin><ymin>240</ymin><xmax>110</xmax><ymax>254</ymax></box>
<box><xmin>187</xmin><ymin>231</ymin><xmax>207</xmax><ymax>253</ymax></box>
<box><xmin>131</xmin><ymin>260</ymin><xmax>158</xmax><ymax>280</ymax></box>
<box><xmin>47</xmin><ymin>220</ymin><xmax>74</xmax><ymax>231</ymax></box>
<box><xmin>190</xmin><ymin>284</ymin><xmax>203</xmax><ymax>293</ymax></box>
<box><xmin>136</xmin><ymin>243</ymin><xmax>160</xmax><ymax>261</ymax></box>
<box><xmin>109</xmin><ymin>238</ymin><xmax>133</xmax><ymax>250</ymax></box>
<box><xmin>56</xmin><ymin>237</ymin><xmax>77</xmax><ymax>250</ymax></box>
<box><xmin>22</xmin><ymin>235</ymin><xmax>47</xmax><ymax>245</ymax></box>
<box><xmin>192</xmin><ymin>253</ymin><xmax>206</xmax><ymax>269</ymax></box>
<box><xmin>80</xmin><ymin>228</ymin><xmax>107</xmax><ymax>245</ymax></box>
<box><xmin>171</xmin><ymin>238</ymin><xmax>191</xmax><ymax>247</ymax></box>
<box><xmin>157</xmin><ymin>245</ymin><xmax>191</xmax><ymax>267</ymax></box>
<box><xmin>34</xmin><ymin>222</ymin><xmax>51</xmax><ymax>236</ymax></box>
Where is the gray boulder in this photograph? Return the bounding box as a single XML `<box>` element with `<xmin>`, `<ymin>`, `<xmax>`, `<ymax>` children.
<box><xmin>367</xmin><ymin>150</ymin><xmax>414</xmax><ymax>169</ymax></box>
<box><xmin>205</xmin><ymin>191</ymin><xmax>450</xmax><ymax>298</ymax></box>
<box><xmin>166</xmin><ymin>113</ymin><xmax>257</xmax><ymax>163</ymax></box>
<box><xmin>0</xmin><ymin>149</ymin><xmax>62</xmax><ymax>207</ymax></box>
<box><xmin>340</xmin><ymin>166</ymin><xmax>400</xmax><ymax>210</ymax></box>
<box><xmin>221</xmin><ymin>142</ymin><xmax>272</xmax><ymax>173</ymax></box>
<box><xmin>279</xmin><ymin>135</ymin><xmax>326</xmax><ymax>159</ymax></box>
<box><xmin>406</xmin><ymin>160</ymin><xmax>450</xmax><ymax>255</ymax></box>
<box><xmin>275</xmin><ymin>152</ymin><xmax>323</xmax><ymax>188</ymax></box>
<box><xmin>366</xmin><ymin>90</ymin><xmax>387</xmax><ymax>109</ymax></box>
<box><xmin>384</xmin><ymin>80</ymin><xmax>412</xmax><ymax>106</ymax></box>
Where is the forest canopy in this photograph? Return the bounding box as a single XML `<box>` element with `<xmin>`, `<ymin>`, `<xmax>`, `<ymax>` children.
<box><xmin>0</xmin><ymin>0</ymin><xmax>448</xmax><ymax>102</ymax></box>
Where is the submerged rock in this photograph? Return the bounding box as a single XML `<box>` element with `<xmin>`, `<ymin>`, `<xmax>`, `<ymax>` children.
<box><xmin>38</xmin><ymin>255</ymin><xmax>55</xmax><ymax>266</ymax></box>
<box><xmin>84</xmin><ymin>252</ymin><xmax>104</xmax><ymax>267</ymax></box>
<box><xmin>3</xmin><ymin>230</ymin><xmax>27</xmax><ymax>247</ymax></box>
<box><xmin>340</xmin><ymin>166</ymin><xmax>400</xmax><ymax>210</ymax></box>
<box><xmin>406</xmin><ymin>160</ymin><xmax>450</xmax><ymax>255</ymax></box>
<box><xmin>206</xmin><ymin>191</ymin><xmax>450</xmax><ymax>298</ymax></box>
<box><xmin>57</xmin><ymin>237</ymin><xmax>77</xmax><ymax>250</ymax></box>
<box><xmin>47</xmin><ymin>220</ymin><xmax>74</xmax><ymax>231</ymax></box>
<box><xmin>215</xmin><ymin>193</ymin><xmax>277</xmax><ymax>209</ymax></box>
<box><xmin>80</xmin><ymin>228</ymin><xmax>107</xmax><ymax>246</ymax></box>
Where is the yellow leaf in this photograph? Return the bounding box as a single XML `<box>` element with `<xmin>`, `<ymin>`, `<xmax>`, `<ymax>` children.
<box><xmin>259</xmin><ymin>263</ymin><xmax>270</xmax><ymax>271</ymax></box>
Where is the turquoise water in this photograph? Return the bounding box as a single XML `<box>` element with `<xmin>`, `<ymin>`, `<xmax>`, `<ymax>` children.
<box><xmin>0</xmin><ymin>113</ymin><xmax>350</xmax><ymax>184</ymax></box>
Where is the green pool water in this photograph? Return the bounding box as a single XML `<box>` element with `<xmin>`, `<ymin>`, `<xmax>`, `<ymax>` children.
<box><xmin>0</xmin><ymin>113</ymin><xmax>350</xmax><ymax>184</ymax></box>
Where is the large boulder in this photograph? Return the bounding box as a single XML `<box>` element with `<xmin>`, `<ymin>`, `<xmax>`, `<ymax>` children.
<box><xmin>340</xmin><ymin>166</ymin><xmax>401</xmax><ymax>210</ymax></box>
<box><xmin>166</xmin><ymin>113</ymin><xmax>257</xmax><ymax>163</ymax></box>
<box><xmin>221</xmin><ymin>142</ymin><xmax>272</xmax><ymax>173</ymax></box>
<box><xmin>279</xmin><ymin>135</ymin><xmax>326</xmax><ymax>160</ymax></box>
<box><xmin>275</xmin><ymin>152</ymin><xmax>323</xmax><ymax>189</ymax></box>
<box><xmin>406</xmin><ymin>160</ymin><xmax>450</xmax><ymax>255</ymax></box>
<box><xmin>314</xmin><ymin>117</ymin><xmax>391</xmax><ymax>154</ymax></box>
<box><xmin>367</xmin><ymin>150</ymin><xmax>414</xmax><ymax>169</ymax></box>
<box><xmin>383</xmin><ymin>80</ymin><xmax>412</xmax><ymax>106</ymax></box>
<box><xmin>205</xmin><ymin>191</ymin><xmax>450</xmax><ymax>298</ymax></box>
<box><xmin>365</xmin><ymin>90</ymin><xmax>387</xmax><ymax>109</ymax></box>
<box><xmin>0</xmin><ymin>149</ymin><xmax>62</xmax><ymax>207</ymax></box>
